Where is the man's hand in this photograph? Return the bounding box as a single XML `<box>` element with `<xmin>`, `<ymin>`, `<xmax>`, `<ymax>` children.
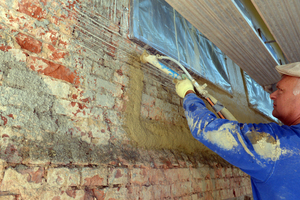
<box><xmin>175</xmin><ymin>78</ymin><xmax>195</xmax><ymax>98</ymax></box>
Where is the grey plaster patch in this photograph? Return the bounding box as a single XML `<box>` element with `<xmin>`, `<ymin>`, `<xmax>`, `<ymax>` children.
<box><xmin>0</xmin><ymin>41</ymin><xmax>131</xmax><ymax>166</ymax></box>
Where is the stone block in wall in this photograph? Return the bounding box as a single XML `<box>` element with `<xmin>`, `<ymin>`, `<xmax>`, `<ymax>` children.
<box><xmin>15</xmin><ymin>33</ymin><xmax>42</xmax><ymax>54</ymax></box>
<box><xmin>42</xmin><ymin>43</ymin><xmax>69</xmax><ymax>63</ymax></box>
<box><xmin>191</xmin><ymin>178</ymin><xmax>204</xmax><ymax>194</ymax></box>
<box><xmin>17</xmin><ymin>166</ymin><xmax>45</xmax><ymax>184</ymax></box>
<box><xmin>114</xmin><ymin>97</ymin><xmax>126</xmax><ymax>112</ymax></box>
<box><xmin>81</xmin><ymin>167</ymin><xmax>108</xmax><ymax>186</ymax></box>
<box><xmin>190</xmin><ymin>168</ymin><xmax>202</xmax><ymax>180</ymax></box>
<box><xmin>131</xmin><ymin>168</ymin><xmax>149</xmax><ymax>185</ymax></box>
<box><xmin>216</xmin><ymin>178</ymin><xmax>225</xmax><ymax>190</ymax></box>
<box><xmin>6</xmin><ymin>49</ymin><xmax>27</xmax><ymax>63</ymax></box>
<box><xmin>102</xmin><ymin>187</ymin><xmax>127</xmax><ymax>200</ymax></box>
<box><xmin>126</xmin><ymin>185</ymin><xmax>140</xmax><ymax>200</ymax></box>
<box><xmin>53</xmin><ymin>99</ymin><xmax>91</xmax><ymax>118</ymax></box>
<box><xmin>140</xmin><ymin>185</ymin><xmax>153</xmax><ymax>200</ymax></box>
<box><xmin>41</xmin><ymin>29</ymin><xmax>59</xmax><ymax>46</ymax></box>
<box><xmin>220</xmin><ymin>188</ymin><xmax>236</xmax><ymax>199</ymax></box>
<box><xmin>140</xmin><ymin>105</ymin><xmax>149</xmax><ymax>118</ymax></box>
<box><xmin>148</xmin><ymin>107</ymin><xmax>162</xmax><ymax>121</ymax></box>
<box><xmin>141</xmin><ymin>94</ymin><xmax>155</xmax><ymax>108</ymax></box>
<box><xmin>91</xmin><ymin>65</ymin><xmax>114</xmax><ymax>81</ymax></box>
<box><xmin>86</xmin><ymin>75</ymin><xmax>123</xmax><ymax>98</ymax></box>
<box><xmin>27</xmin><ymin>56</ymin><xmax>81</xmax><ymax>86</ymax></box>
<box><xmin>43</xmin><ymin>76</ymin><xmax>70</xmax><ymax>99</ymax></box>
<box><xmin>204</xmin><ymin>179</ymin><xmax>214</xmax><ymax>192</ymax></box>
<box><xmin>225</xmin><ymin>167</ymin><xmax>233</xmax><ymax>178</ymax></box>
<box><xmin>17</xmin><ymin>0</ymin><xmax>48</xmax><ymax>20</ymax></box>
<box><xmin>113</xmin><ymin>70</ymin><xmax>129</xmax><ymax>86</ymax></box>
<box><xmin>164</xmin><ymin>169</ymin><xmax>177</xmax><ymax>184</ymax></box>
<box><xmin>153</xmin><ymin>184</ymin><xmax>171</xmax><ymax>199</ymax></box>
<box><xmin>109</xmin><ymin>125</ymin><xmax>130</xmax><ymax>146</ymax></box>
<box><xmin>104</xmin><ymin>110</ymin><xmax>123</xmax><ymax>126</ymax></box>
<box><xmin>171</xmin><ymin>181</ymin><xmax>192</xmax><ymax>197</ymax></box>
<box><xmin>39</xmin><ymin>189</ymin><xmax>85</xmax><ymax>200</ymax></box>
<box><xmin>108</xmin><ymin>168</ymin><xmax>128</xmax><ymax>185</ymax></box>
<box><xmin>47</xmin><ymin>168</ymin><xmax>80</xmax><ymax>188</ymax></box>
<box><xmin>0</xmin><ymin>168</ymin><xmax>42</xmax><ymax>196</ymax></box>
<box><xmin>144</xmin><ymin>84</ymin><xmax>158</xmax><ymax>97</ymax></box>
<box><xmin>148</xmin><ymin>169</ymin><xmax>166</xmax><ymax>185</ymax></box>
<box><xmin>0</xmin><ymin>195</ymin><xmax>15</xmax><ymax>200</ymax></box>
<box><xmin>177</xmin><ymin>168</ymin><xmax>191</xmax><ymax>182</ymax></box>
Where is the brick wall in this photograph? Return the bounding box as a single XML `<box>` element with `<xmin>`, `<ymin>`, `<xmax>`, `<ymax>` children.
<box><xmin>0</xmin><ymin>0</ymin><xmax>261</xmax><ymax>199</ymax></box>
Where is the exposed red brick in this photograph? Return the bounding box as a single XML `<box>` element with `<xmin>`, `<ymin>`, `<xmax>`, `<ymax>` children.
<box><xmin>81</xmin><ymin>98</ymin><xmax>90</xmax><ymax>103</ymax></box>
<box><xmin>65</xmin><ymin>0</ymin><xmax>79</xmax><ymax>10</ymax></box>
<box><xmin>49</xmin><ymin>32</ymin><xmax>59</xmax><ymax>46</ymax></box>
<box><xmin>115</xmin><ymin>169</ymin><xmax>123</xmax><ymax>178</ymax></box>
<box><xmin>0</xmin><ymin>44</ymin><xmax>12</xmax><ymax>52</ymax></box>
<box><xmin>18</xmin><ymin>0</ymin><xmax>47</xmax><ymax>20</ymax></box>
<box><xmin>51</xmin><ymin>16</ymin><xmax>60</xmax><ymax>26</ymax></box>
<box><xmin>92</xmin><ymin>189</ymin><xmax>105</xmax><ymax>199</ymax></box>
<box><xmin>83</xmin><ymin>189</ymin><xmax>94</xmax><ymax>200</ymax></box>
<box><xmin>16</xmin><ymin>33</ymin><xmax>42</xmax><ymax>54</ymax></box>
<box><xmin>5</xmin><ymin>144</ymin><xmax>17</xmax><ymax>155</ymax></box>
<box><xmin>116</xmin><ymin>69</ymin><xmax>123</xmax><ymax>76</ymax></box>
<box><xmin>58</xmin><ymin>39</ymin><xmax>68</xmax><ymax>48</ymax></box>
<box><xmin>87</xmin><ymin>131</ymin><xmax>92</xmax><ymax>137</ymax></box>
<box><xmin>106</xmin><ymin>45</ymin><xmax>116</xmax><ymax>57</ymax></box>
<box><xmin>19</xmin><ymin>167</ymin><xmax>45</xmax><ymax>183</ymax></box>
<box><xmin>29</xmin><ymin>167</ymin><xmax>45</xmax><ymax>183</ymax></box>
<box><xmin>41</xmin><ymin>30</ymin><xmax>59</xmax><ymax>46</ymax></box>
<box><xmin>8</xmin><ymin>114</ymin><xmax>14</xmax><ymax>119</ymax></box>
<box><xmin>45</xmin><ymin>44</ymin><xmax>69</xmax><ymax>61</ymax></box>
<box><xmin>84</xmin><ymin>175</ymin><xmax>104</xmax><ymax>186</ymax></box>
<box><xmin>28</xmin><ymin>56</ymin><xmax>80</xmax><ymax>85</ymax></box>
<box><xmin>107</xmin><ymin>24</ymin><xmax>119</xmax><ymax>33</ymax></box>
<box><xmin>2</xmin><ymin>134</ymin><xmax>9</xmax><ymax>138</ymax></box>
<box><xmin>1</xmin><ymin>116</ymin><xmax>7</xmax><ymax>125</ymax></box>
<box><xmin>66</xmin><ymin>190</ymin><xmax>76</xmax><ymax>198</ymax></box>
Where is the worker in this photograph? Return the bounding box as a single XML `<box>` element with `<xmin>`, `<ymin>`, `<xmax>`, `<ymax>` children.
<box><xmin>175</xmin><ymin>62</ymin><xmax>300</xmax><ymax>200</ymax></box>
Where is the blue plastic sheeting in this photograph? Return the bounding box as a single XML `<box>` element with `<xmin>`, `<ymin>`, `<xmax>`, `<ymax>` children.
<box><xmin>244</xmin><ymin>72</ymin><xmax>279</xmax><ymax>122</ymax></box>
<box><xmin>129</xmin><ymin>0</ymin><xmax>232</xmax><ymax>93</ymax></box>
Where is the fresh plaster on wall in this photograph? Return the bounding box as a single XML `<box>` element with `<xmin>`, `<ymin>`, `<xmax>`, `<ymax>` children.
<box><xmin>123</xmin><ymin>52</ymin><xmax>273</xmax><ymax>158</ymax></box>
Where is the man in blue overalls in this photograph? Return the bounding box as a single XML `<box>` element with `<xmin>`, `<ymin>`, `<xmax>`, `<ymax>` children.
<box><xmin>175</xmin><ymin>62</ymin><xmax>300</xmax><ymax>199</ymax></box>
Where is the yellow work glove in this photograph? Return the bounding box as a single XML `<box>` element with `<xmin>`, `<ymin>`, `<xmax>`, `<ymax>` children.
<box><xmin>175</xmin><ymin>78</ymin><xmax>195</xmax><ymax>98</ymax></box>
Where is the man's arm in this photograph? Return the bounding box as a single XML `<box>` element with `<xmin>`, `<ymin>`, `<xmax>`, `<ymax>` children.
<box><xmin>183</xmin><ymin>93</ymin><xmax>277</xmax><ymax>181</ymax></box>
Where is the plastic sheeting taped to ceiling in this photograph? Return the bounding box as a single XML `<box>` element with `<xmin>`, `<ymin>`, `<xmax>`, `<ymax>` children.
<box><xmin>165</xmin><ymin>0</ymin><xmax>281</xmax><ymax>87</ymax></box>
<box><xmin>251</xmin><ymin>0</ymin><xmax>300</xmax><ymax>63</ymax></box>
<box><xmin>244</xmin><ymin>72</ymin><xmax>278</xmax><ymax>122</ymax></box>
<box><xmin>129</xmin><ymin>0</ymin><xmax>232</xmax><ymax>93</ymax></box>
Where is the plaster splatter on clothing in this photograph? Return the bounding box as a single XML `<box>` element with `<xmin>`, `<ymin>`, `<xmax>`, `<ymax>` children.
<box><xmin>183</xmin><ymin>93</ymin><xmax>300</xmax><ymax>200</ymax></box>
<box><xmin>202</xmin><ymin>123</ymin><xmax>238</xmax><ymax>150</ymax></box>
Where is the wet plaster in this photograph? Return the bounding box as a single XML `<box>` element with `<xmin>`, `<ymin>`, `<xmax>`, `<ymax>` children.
<box><xmin>123</xmin><ymin>54</ymin><xmax>217</xmax><ymax>156</ymax></box>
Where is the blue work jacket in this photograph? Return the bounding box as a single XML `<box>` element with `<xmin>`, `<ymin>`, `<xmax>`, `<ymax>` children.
<box><xmin>184</xmin><ymin>93</ymin><xmax>300</xmax><ymax>200</ymax></box>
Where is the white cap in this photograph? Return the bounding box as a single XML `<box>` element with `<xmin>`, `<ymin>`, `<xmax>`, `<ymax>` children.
<box><xmin>276</xmin><ymin>62</ymin><xmax>300</xmax><ymax>77</ymax></box>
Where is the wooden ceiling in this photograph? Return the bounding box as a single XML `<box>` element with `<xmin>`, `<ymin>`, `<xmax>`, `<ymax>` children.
<box><xmin>165</xmin><ymin>0</ymin><xmax>299</xmax><ymax>87</ymax></box>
